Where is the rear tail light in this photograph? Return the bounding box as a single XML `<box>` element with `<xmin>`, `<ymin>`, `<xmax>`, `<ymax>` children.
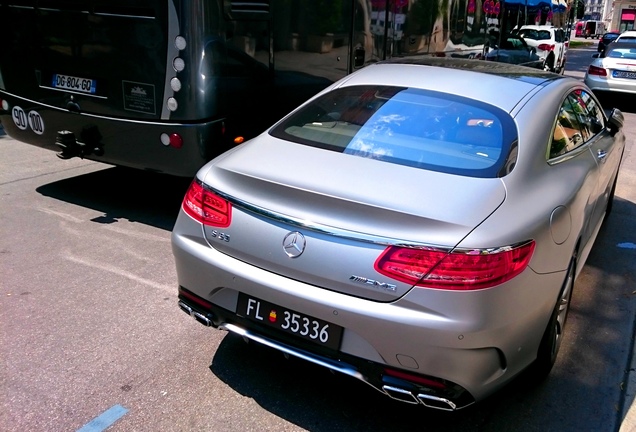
<box><xmin>374</xmin><ymin>241</ymin><xmax>535</xmax><ymax>290</ymax></box>
<box><xmin>182</xmin><ymin>180</ymin><xmax>232</xmax><ymax>227</ymax></box>
<box><xmin>537</xmin><ymin>43</ymin><xmax>555</xmax><ymax>51</ymax></box>
<box><xmin>588</xmin><ymin>65</ymin><xmax>607</xmax><ymax>76</ymax></box>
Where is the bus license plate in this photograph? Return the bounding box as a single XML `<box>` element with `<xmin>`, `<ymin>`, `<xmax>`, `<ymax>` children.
<box><xmin>52</xmin><ymin>74</ymin><xmax>96</xmax><ymax>94</ymax></box>
<box><xmin>237</xmin><ymin>293</ymin><xmax>343</xmax><ymax>350</ymax></box>
<box><xmin>612</xmin><ymin>70</ymin><xmax>636</xmax><ymax>79</ymax></box>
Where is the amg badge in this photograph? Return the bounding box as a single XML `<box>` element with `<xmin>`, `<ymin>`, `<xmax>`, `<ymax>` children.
<box><xmin>349</xmin><ymin>275</ymin><xmax>397</xmax><ymax>292</ymax></box>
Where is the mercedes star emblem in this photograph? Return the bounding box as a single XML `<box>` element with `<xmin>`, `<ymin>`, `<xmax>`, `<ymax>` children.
<box><xmin>283</xmin><ymin>231</ymin><xmax>306</xmax><ymax>258</ymax></box>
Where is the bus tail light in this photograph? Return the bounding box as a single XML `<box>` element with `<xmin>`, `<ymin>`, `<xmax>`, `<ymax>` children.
<box><xmin>160</xmin><ymin>132</ymin><xmax>183</xmax><ymax>148</ymax></box>
<box><xmin>182</xmin><ymin>180</ymin><xmax>232</xmax><ymax>227</ymax></box>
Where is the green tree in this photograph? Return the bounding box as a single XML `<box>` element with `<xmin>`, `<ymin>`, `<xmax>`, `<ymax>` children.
<box><xmin>406</xmin><ymin>0</ymin><xmax>437</xmax><ymax>36</ymax></box>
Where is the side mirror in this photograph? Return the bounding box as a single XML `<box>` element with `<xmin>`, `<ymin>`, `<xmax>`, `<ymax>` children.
<box><xmin>592</xmin><ymin>53</ymin><xmax>600</xmax><ymax>58</ymax></box>
<box><xmin>607</xmin><ymin>108</ymin><xmax>624</xmax><ymax>136</ymax></box>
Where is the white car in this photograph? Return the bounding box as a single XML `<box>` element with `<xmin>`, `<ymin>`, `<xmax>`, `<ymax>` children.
<box><xmin>615</xmin><ymin>30</ymin><xmax>636</xmax><ymax>43</ymax></box>
<box><xmin>515</xmin><ymin>25</ymin><xmax>568</xmax><ymax>73</ymax></box>
<box><xmin>585</xmin><ymin>42</ymin><xmax>636</xmax><ymax>95</ymax></box>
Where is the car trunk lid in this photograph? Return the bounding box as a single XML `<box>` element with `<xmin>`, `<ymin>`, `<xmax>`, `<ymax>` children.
<box><xmin>201</xmin><ymin>137</ymin><xmax>506</xmax><ymax>302</ymax></box>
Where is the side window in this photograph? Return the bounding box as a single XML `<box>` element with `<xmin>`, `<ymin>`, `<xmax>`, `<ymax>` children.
<box><xmin>550</xmin><ymin>94</ymin><xmax>587</xmax><ymax>158</ymax></box>
<box><xmin>577</xmin><ymin>90</ymin><xmax>605</xmax><ymax>135</ymax></box>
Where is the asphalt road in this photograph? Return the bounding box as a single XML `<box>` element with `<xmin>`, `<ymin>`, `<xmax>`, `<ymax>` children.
<box><xmin>1</xmin><ymin>47</ymin><xmax>635</xmax><ymax>432</ymax></box>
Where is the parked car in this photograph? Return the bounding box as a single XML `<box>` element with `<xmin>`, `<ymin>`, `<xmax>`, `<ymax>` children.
<box><xmin>598</xmin><ymin>31</ymin><xmax>621</xmax><ymax>52</ymax></box>
<box><xmin>484</xmin><ymin>33</ymin><xmax>543</xmax><ymax>69</ymax></box>
<box><xmin>615</xmin><ymin>30</ymin><xmax>636</xmax><ymax>43</ymax></box>
<box><xmin>514</xmin><ymin>25</ymin><xmax>568</xmax><ymax>73</ymax></box>
<box><xmin>585</xmin><ymin>42</ymin><xmax>636</xmax><ymax>96</ymax></box>
<box><xmin>172</xmin><ymin>58</ymin><xmax>625</xmax><ymax>411</ymax></box>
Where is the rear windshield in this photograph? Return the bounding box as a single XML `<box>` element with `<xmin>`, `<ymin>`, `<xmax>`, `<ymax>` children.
<box><xmin>607</xmin><ymin>47</ymin><xmax>636</xmax><ymax>59</ymax></box>
<box><xmin>518</xmin><ymin>29</ymin><xmax>551</xmax><ymax>41</ymax></box>
<box><xmin>270</xmin><ymin>86</ymin><xmax>518</xmax><ymax>178</ymax></box>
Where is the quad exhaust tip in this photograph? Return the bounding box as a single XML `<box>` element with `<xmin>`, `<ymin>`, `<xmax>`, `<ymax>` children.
<box><xmin>382</xmin><ymin>385</ymin><xmax>458</xmax><ymax>411</ymax></box>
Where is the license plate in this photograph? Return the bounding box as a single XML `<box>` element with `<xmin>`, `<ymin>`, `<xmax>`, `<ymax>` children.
<box><xmin>51</xmin><ymin>73</ymin><xmax>96</xmax><ymax>94</ymax></box>
<box><xmin>237</xmin><ymin>294</ymin><xmax>343</xmax><ymax>350</ymax></box>
<box><xmin>612</xmin><ymin>70</ymin><xmax>636</xmax><ymax>79</ymax></box>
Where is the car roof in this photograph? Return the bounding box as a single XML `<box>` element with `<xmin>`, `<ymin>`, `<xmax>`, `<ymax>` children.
<box><xmin>335</xmin><ymin>57</ymin><xmax>564</xmax><ymax>112</ymax></box>
<box><xmin>617</xmin><ymin>30</ymin><xmax>636</xmax><ymax>39</ymax></box>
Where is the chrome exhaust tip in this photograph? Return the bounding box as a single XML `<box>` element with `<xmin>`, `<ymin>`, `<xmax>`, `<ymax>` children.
<box><xmin>178</xmin><ymin>301</ymin><xmax>214</xmax><ymax>327</ymax></box>
<box><xmin>381</xmin><ymin>385</ymin><xmax>459</xmax><ymax>410</ymax></box>
<box><xmin>417</xmin><ymin>393</ymin><xmax>457</xmax><ymax>411</ymax></box>
<box><xmin>381</xmin><ymin>385</ymin><xmax>420</xmax><ymax>404</ymax></box>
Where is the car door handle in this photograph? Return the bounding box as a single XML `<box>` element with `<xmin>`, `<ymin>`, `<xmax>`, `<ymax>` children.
<box><xmin>597</xmin><ymin>149</ymin><xmax>607</xmax><ymax>162</ymax></box>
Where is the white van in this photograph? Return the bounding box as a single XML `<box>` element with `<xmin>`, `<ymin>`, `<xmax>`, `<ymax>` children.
<box><xmin>584</xmin><ymin>21</ymin><xmax>606</xmax><ymax>38</ymax></box>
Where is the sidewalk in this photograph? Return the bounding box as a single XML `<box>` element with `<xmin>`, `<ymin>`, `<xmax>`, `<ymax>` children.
<box><xmin>620</xmin><ymin>335</ymin><xmax>636</xmax><ymax>432</ymax></box>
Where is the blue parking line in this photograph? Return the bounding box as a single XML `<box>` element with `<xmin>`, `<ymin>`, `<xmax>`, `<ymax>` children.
<box><xmin>76</xmin><ymin>405</ymin><xmax>128</xmax><ymax>432</ymax></box>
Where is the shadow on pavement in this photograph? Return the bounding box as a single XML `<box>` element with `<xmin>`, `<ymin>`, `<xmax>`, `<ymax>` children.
<box><xmin>35</xmin><ymin>166</ymin><xmax>191</xmax><ymax>231</ymax></box>
<box><xmin>596</xmin><ymin>93</ymin><xmax>636</xmax><ymax>115</ymax></box>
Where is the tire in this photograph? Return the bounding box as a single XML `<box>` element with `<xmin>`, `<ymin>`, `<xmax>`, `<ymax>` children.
<box><xmin>558</xmin><ymin>58</ymin><xmax>566</xmax><ymax>75</ymax></box>
<box><xmin>605</xmin><ymin>170</ymin><xmax>619</xmax><ymax>218</ymax></box>
<box><xmin>530</xmin><ymin>253</ymin><xmax>576</xmax><ymax>379</ymax></box>
<box><xmin>543</xmin><ymin>55</ymin><xmax>555</xmax><ymax>72</ymax></box>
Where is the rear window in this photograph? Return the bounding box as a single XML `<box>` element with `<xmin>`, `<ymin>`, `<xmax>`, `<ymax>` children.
<box><xmin>518</xmin><ymin>29</ymin><xmax>551</xmax><ymax>41</ymax></box>
<box><xmin>607</xmin><ymin>47</ymin><xmax>636</xmax><ymax>59</ymax></box>
<box><xmin>270</xmin><ymin>86</ymin><xmax>518</xmax><ymax>178</ymax></box>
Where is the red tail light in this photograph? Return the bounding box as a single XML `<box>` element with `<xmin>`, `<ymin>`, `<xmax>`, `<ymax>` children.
<box><xmin>374</xmin><ymin>241</ymin><xmax>535</xmax><ymax>290</ymax></box>
<box><xmin>537</xmin><ymin>43</ymin><xmax>555</xmax><ymax>51</ymax></box>
<box><xmin>182</xmin><ymin>180</ymin><xmax>231</xmax><ymax>227</ymax></box>
<box><xmin>588</xmin><ymin>65</ymin><xmax>607</xmax><ymax>76</ymax></box>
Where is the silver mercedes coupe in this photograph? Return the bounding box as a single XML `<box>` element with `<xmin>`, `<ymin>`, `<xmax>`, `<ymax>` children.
<box><xmin>171</xmin><ymin>58</ymin><xmax>626</xmax><ymax>411</ymax></box>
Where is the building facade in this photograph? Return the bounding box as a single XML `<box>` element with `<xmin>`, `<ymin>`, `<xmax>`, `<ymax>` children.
<box><xmin>609</xmin><ymin>0</ymin><xmax>636</xmax><ymax>31</ymax></box>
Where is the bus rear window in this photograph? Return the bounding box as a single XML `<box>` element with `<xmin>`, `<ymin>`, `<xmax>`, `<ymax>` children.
<box><xmin>269</xmin><ymin>85</ymin><xmax>518</xmax><ymax>178</ymax></box>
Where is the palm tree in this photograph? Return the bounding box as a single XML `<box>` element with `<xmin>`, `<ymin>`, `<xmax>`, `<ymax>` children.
<box><xmin>440</xmin><ymin>0</ymin><xmax>450</xmax><ymax>41</ymax></box>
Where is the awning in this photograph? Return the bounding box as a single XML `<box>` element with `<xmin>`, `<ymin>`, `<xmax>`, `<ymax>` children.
<box><xmin>554</xmin><ymin>0</ymin><xmax>567</xmax><ymax>11</ymax></box>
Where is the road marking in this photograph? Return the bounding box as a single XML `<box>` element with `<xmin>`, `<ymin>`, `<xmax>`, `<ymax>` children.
<box><xmin>617</xmin><ymin>242</ymin><xmax>636</xmax><ymax>250</ymax></box>
<box><xmin>76</xmin><ymin>405</ymin><xmax>128</xmax><ymax>432</ymax></box>
<box><xmin>65</xmin><ymin>253</ymin><xmax>175</xmax><ymax>292</ymax></box>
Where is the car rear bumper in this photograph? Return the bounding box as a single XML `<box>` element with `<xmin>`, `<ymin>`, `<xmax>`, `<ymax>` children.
<box><xmin>172</xmin><ymin>211</ymin><xmax>567</xmax><ymax>405</ymax></box>
<box><xmin>585</xmin><ymin>75</ymin><xmax>636</xmax><ymax>95</ymax></box>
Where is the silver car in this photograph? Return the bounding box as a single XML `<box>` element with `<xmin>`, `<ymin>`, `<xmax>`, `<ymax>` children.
<box><xmin>172</xmin><ymin>58</ymin><xmax>625</xmax><ymax>411</ymax></box>
<box><xmin>585</xmin><ymin>42</ymin><xmax>636</xmax><ymax>96</ymax></box>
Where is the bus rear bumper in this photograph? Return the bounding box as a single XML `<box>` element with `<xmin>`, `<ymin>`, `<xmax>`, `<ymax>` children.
<box><xmin>0</xmin><ymin>93</ymin><xmax>228</xmax><ymax>177</ymax></box>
